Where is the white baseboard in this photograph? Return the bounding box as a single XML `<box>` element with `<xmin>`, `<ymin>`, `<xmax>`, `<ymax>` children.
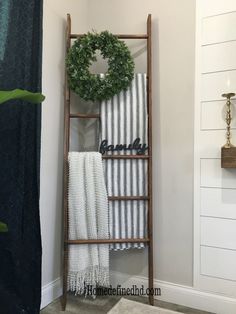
<box><xmin>41</xmin><ymin>277</ymin><xmax>62</xmax><ymax>309</ymax></box>
<box><xmin>41</xmin><ymin>273</ymin><xmax>236</xmax><ymax>314</ymax></box>
<box><xmin>110</xmin><ymin>271</ymin><xmax>236</xmax><ymax>314</ymax></box>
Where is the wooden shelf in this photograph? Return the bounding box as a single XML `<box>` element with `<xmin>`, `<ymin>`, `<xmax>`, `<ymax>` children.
<box><xmin>221</xmin><ymin>146</ymin><xmax>236</xmax><ymax>168</ymax></box>
<box><xmin>102</xmin><ymin>155</ymin><xmax>150</xmax><ymax>160</ymax></box>
<box><xmin>108</xmin><ymin>196</ymin><xmax>149</xmax><ymax>201</ymax></box>
<box><xmin>70</xmin><ymin>34</ymin><xmax>148</xmax><ymax>40</ymax></box>
<box><xmin>70</xmin><ymin>113</ymin><xmax>100</xmax><ymax>119</ymax></box>
<box><xmin>67</xmin><ymin>238</ymin><xmax>149</xmax><ymax>244</ymax></box>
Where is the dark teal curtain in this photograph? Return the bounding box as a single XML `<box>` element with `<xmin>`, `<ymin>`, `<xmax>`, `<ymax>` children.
<box><xmin>0</xmin><ymin>1</ymin><xmax>43</xmax><ymax>313</ymax></box>
<box><xmin>0</xmin><ymin>1</ymin><xmax>10</xmax><ymax>61</ymax></box>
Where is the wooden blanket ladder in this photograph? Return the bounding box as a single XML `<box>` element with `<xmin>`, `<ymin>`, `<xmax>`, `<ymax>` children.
<box><xmin>61</xmin><ymin>13</ymin><xmax>154</xmax><ymax>310</ymax></box>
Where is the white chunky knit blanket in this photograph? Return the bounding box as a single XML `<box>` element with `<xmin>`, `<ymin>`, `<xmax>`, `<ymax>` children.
<box><xmin>68</xmin><ymin>152</ymin><xmax>109</xmax><ymax>296</ymax></box>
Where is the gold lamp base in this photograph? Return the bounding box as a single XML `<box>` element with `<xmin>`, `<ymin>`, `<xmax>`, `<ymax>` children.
<box><xmin>221</xmin><ymin>92</ymin><xmax>235</xmax><ymax>149</ymax></box>
<box><xmin>221</xmin><ymin>92</ymin><xmax>236</xmax><ymax>168</ymax></box>
<box><xmin>223</xmin><ymin>143</ymin><xmax>235</xmax><ymax>149</ymax></box>
<box><xmin>222</xmin><ymin>92</ymin><xmax>235</xmax><ymax>98</ymax></box>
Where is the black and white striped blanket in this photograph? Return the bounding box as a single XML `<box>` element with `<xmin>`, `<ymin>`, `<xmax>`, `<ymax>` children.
<box><xmin>100</xmin><ymin>73</ymin><xmax>148</xmax><ymax>250</ymax></box>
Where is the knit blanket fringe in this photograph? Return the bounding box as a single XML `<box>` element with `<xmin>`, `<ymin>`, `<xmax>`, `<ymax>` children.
<box><xmin>68</xmin><ymin>266</ymin><xmax>110</xmax><ymax>297</ymax></box>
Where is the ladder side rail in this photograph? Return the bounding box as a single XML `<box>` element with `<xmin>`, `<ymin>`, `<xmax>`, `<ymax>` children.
<box><xmin>147</xmin><ymin>14</ymin><xmax>154</xmax><ymax>306</ymax></box>
<box><xmin>62</xmin><ymin>13</ymin><xmax>71</xmax><ymax>312</ymax></box>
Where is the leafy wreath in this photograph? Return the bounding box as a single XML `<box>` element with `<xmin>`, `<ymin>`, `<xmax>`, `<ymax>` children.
<box><xmin>66</xmin><ymin>31</ymin><xmax>135</xmax><ymax>101</ymax></box>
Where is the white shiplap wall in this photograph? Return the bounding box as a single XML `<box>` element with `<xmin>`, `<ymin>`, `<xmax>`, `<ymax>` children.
<box><xmin>194</xmin><ymin>1</ymin><xmax>236</xmax><ymax>301</ymax></box>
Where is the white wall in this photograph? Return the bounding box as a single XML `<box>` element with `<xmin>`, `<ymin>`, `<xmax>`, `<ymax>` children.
<box><xmin>40</xmin><ymin>0</ymin><xmax>195</xmax><ymax>292</ymax></box>
<box><xmin>41</xmin><ymin>1</ymin><xmax>196</xmax><ymax>307</ymax></box>
<box><xmin>40</xmin><ymin>0</ymin><xmax>88</xmax><ymax>301</ymax></box>
<box><xmin>40</xmin><ymin>1</ymin><xmax>236</xmax><ymax>312</ymax></box>
<box><xmin>194</xmin><ymin>0</ymin><xmax>236</xmax><ymax>311</ymax></box>
<box><xmin>41</xmin><ymin>1</ymin><xmax>196</xmax><ymax>294</ymax></box>
<box><xmin>87</xmin><ymin>0</ymin><xmax>195</xmax><ymax>286</ymax></box>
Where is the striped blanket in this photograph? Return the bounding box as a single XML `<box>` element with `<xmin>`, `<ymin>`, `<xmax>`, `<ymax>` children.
<box><xmin>100</xmin><ymin>73</ymin><xmax>148</xmax><ymax>250</ymax></box>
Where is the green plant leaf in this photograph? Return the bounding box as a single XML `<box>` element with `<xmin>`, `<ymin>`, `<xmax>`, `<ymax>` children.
<box><xmin>0</xmin><ymin>89</ymin><xmax>45</xmax><ymax>104</ymax></box>
<box><xmin>0</xmin><ymin>221</ymin><xmax>8</xmax><ymax>233</ymax></box>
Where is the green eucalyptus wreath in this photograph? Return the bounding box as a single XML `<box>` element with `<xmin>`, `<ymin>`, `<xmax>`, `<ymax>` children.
<box><xmin>66</xmin><ymin>31</ymin><xmax>135</xmax><ymax>101</ymax></box>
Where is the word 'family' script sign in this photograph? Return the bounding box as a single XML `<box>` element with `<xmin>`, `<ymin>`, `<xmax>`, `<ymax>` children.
<box><xmin>100</xmin><ymin>138</ymin><xmax>148</xmax><ymax>155</ymax></box>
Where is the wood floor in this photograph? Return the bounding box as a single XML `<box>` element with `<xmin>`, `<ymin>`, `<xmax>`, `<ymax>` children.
<box><xmin>41</xmin><ymin>294</ymin><xmax>214</xmax><ymax>314</ymax></box>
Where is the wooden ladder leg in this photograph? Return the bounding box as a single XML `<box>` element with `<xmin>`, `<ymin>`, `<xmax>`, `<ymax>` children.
<box><xmin>147</xmin><ymin>13</ymin><xmax>154</xmax><ymax>306</ymax></box>
<box><xmin>61</xmin><ymin>244</ymin><xmax>68</xmax><ymax>311</ymax></box>
<box><xmin>61</xmin><ymin>13</ymin><xmax>71</xmax><ymax>311</ymax></box>
<box><xmin>148</xmin><ymin>241</ymin><xmax>154</xmax><ymax>305</ymax></box>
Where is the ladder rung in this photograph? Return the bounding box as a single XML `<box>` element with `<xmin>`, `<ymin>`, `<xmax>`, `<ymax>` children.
<box><xmin>70</xmin><ymin>34</ymin><xmax>148</xmax><ymax>40</ymax></box>
<box><xmin>67</xmin><ymin>238</ymin><xmax>149</xmax><ymax>244</ymax></box>
<box><xmin>108</xmin><ymin>196</ymin><xmax>149</xmax><ymax>201</ymax></box>
<box><xmin>70</xmin><ymin>113</ymin><xmax>100</xmax><ymax>119</ymax></box>
<box><xmin>103</xmin><ymin>155</ymin><xmax>150</xmax><ymax>160</ymax></box>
